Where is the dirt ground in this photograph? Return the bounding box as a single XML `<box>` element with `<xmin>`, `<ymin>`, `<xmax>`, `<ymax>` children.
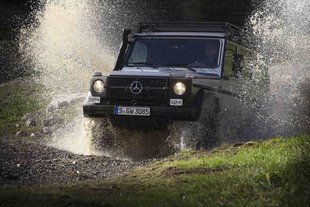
<box><xmin>0</xmin><ymin>138</ymin><xmax>143</xmax><ymax>185</ymax></box>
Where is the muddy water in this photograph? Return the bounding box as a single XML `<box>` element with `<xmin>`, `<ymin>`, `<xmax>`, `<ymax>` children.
<box><xmin>19</xmin><ymin>0</ymin><xmax>310</xmax><ymax>159</ymax></box>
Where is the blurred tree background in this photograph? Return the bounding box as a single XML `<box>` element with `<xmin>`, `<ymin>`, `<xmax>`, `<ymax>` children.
<box><xmin>0</xmin><ymin>0</ymin><xmax>263</xmax><ymax>40</ymax></box>
<box><xmin>157</xmin><ymin>0</ymin><xmax>260</xmax><ymax>25</ymax></box>
<box><xmin>0</xmin><ymin>0</ymin><xmax>38</xmax><ymax>40</ymax></box>
<box><xmin>0</xmin><ymin>0</ymin><xmax>263</xmax><ymax>82</ymax></box>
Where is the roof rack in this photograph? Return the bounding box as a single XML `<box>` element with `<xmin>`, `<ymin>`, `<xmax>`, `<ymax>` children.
<box><xmin>137</xmin><ymin>22</ymin><xmax>245</xmax><ymax>45</ymax></box>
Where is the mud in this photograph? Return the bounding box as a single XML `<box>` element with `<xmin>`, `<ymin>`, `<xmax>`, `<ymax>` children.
<box><xmin>0</xmin><ymin>138</ymin><xmax>143</xmax><ymax>185</ymax></box>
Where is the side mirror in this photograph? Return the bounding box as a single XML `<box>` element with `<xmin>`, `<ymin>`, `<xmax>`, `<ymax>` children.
<box><xmin>233</xmin><ymin>54</ymin><xmax>244</xmax><ymax>74</ymax></box>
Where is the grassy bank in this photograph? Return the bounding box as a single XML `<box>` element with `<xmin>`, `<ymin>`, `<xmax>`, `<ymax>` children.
<box><xmin>1</xmin><ymin>78</ymin><xmax>309</xmax><ymax>207</ymax></box>
<box><xmin>0</xmin><ymin>79</ymin><xmax>45</xmax><ymax>138</ymax></box>
<box><xmin>1</xmin><ymin>135</ymin><xmax>309</xmax><ymax>207</ymax></box>
<box><xmin>0</xmin><ymin>78</ymin><xmax>81</xmax><ymax>139</ymax></box>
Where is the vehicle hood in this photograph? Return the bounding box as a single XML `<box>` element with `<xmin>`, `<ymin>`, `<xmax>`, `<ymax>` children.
<box><xmin>109</xmin><ymin>67</ymin><xmax>193</xmax><ymax>79</ymax></box>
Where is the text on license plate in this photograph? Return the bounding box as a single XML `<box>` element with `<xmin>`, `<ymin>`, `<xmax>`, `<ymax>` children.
<box><xmin>114</xmin><ymin>106</ymin><xmax>150</xmax><ymax>116</ymax></box>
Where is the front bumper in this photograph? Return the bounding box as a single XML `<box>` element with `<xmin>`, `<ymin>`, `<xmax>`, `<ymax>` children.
<box><xmin>83</xmin><ymin>91</ymin><xmax>199</xmax><ymax>121</ymax></box>
<box><xmin>83</xmin><ymin>104</ymin><xmax>198</xmax><ymax>121</ymax></box>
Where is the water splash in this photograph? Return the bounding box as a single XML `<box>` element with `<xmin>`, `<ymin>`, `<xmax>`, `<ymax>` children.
<box><xmin>248</xmin><ymin>0</ymin><xmax>310</xmax><ymax>136</ymax></box>
<box><xmin>18</xmin><ymin>0</ymin><xmax>118</xmax><ymax>155</ymax></box>
<box><xmin>19</xmin><ymin>0</ymin><xmax>309</xmax><ymax>156</ymax></box>
<box><xmin>47</xmin><ymin>117</ymin><xmax>115</xmax><ymax>157</ymax></box>
<box><xmin>19</xmin><ymin>0</ymin><xmax>169</xmax><ymax>156</ymax></box>
<box><xmin>20</xmin><ymin>0</ymin><xmax>116</xmax><ymax>93</ymax></box>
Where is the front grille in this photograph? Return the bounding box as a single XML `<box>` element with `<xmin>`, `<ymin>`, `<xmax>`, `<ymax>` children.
<box><xmin>105</xmin><ymin>98</ymin><xmax>168</xmax><ymax>107</ymax></box>
<box><xmin>109</xmin><ymin>78</ymin><xmax>167</xmax><ymax>88</ymax></box>
<box><xmin>107</xmin><ymin>77</ymin><xmax>169</xmax><ymax>99</ymax></box>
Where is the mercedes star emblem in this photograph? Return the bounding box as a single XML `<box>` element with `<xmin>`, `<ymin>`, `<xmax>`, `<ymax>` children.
<box><xmin>130</xmin><ymin>81</ymin><xmax>143</xmax><ymax>94</ymax></box>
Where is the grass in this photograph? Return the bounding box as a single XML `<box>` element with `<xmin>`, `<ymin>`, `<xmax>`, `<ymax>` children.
<box><xmin>0</xmin><ymin>135</ymin><xmax>309</xmax><ymax>207</ymax></box>
<box><xmin>0</xmin><ymin>78</ymin><xmax>309</xmax><ymax>207</ymax></box>
<box><xmin>0</xmin><ymin>79</ymin><xmax>47</xmax><ymax>138</ymax></box>
<box><xmin>0</xmin><ymin>78</ymin><xmax>80</xmax><ymax>139</ymax></box>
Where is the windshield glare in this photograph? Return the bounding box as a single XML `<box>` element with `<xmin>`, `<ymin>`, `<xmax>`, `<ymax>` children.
<box><xmin>126</xmin><ymin>39</ymin><xmax>221</xmax><ymax>69</ymax></box>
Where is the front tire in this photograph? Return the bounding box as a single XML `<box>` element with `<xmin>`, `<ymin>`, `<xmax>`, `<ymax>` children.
<box><xmin>83</xmin><ymin>117</ymin><xmax>175</xmax><ymax>160</ymax></box>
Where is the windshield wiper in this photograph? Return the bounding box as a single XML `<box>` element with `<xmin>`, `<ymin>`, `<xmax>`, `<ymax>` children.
<box><xmin>186</xmin><ymin>65</ymin><xmax>197</xmax><ymax>72</ymax></box>
<box><xmin>163</xmin><ymin>62</ymin><xmax>186</xmax><ymax>67</ymax></box>
<box><xmin>163</xmin><ymin>62</ymin><xmax>196</xmax><ymax>72</ymax></box>
<box><xmin>128</xmin><ymin>62</ymin><xmax>154</xmax><ymax>67</ymax></box>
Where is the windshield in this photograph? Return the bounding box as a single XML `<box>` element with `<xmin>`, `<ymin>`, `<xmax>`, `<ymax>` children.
<box><xmin>125</xmin><ymin>38</ymin><xmax>222</xmax><ymax>69</ymax></box>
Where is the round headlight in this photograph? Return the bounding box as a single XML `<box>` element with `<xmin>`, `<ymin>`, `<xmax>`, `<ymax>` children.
<box><xmin>93</xmin><ymin>80</ymin><xmax>105</xmax><ymax>93</ymax></box>
<box><xmin>174</xmin><ymin>82</ymin><xmax>186</xmax><ymax>95</ymax></box>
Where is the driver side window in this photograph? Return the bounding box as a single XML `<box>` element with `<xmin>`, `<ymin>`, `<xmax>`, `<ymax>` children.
<box><xmin>128</xmin><ymin>42</ymin><xmax>147</xmax><ymax>63</ymax></box>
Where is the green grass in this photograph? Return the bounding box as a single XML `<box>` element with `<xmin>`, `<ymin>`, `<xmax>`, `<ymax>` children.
<box><xmin>1</xmin><ymin>135</ymin><xmax>309</xmax><ymax>207</ymax></box>
<box><xmin>0</xmin><ymin>78</ymin><xmax>309</xmax><ymax>207</ymax></box>
<box><xmin>0</xmin><ymin>79</ymin><xmax>46</xmax><ymax>138</ymax></box>
<box><xmin>0</xmin><ymin>78</ymin><xmax>83</xmax><ymax>140</ymax></box>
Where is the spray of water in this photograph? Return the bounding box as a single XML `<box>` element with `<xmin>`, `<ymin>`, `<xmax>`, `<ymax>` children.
<box><xmin>176</xmin><ymin>0</ymin><xmax>310</xmax><ymax>146</ymax></box>
<box><xmin>248</xmin><ymin>0</ymin><xmax>310</xmax><ymax>136</ymax></box>
<box><xmin>19</xmin><ymin>0</ymin><xmax>309</xmax><ymax>156</ymax></box>
<box><xmin>19</xmin><ymin>0</ymin><xmax>116</xmax><ymax>155</ymax></box>
<box><xmin>20</xmin><ymin>0</ymin><xmax>116</xmax><ymax>93</ymax></box>
<box><xmin>19</xmin><ymin>0</ymin><xmax>170</xmax><ymax>157</ymax></box>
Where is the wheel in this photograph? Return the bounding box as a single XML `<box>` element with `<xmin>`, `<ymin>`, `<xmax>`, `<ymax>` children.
<box><xmin>83</xmin><ymin>117</ymin><xmax>175</xmax><ymax>160</ymax></box>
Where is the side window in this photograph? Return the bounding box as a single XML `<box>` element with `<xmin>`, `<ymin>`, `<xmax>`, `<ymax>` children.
<box><xmin>224</xmin><ymin>43</ymin><xmax>250</xmax><ymax>78</ymax></box>
<box><xmin>224</xmin><ymin>43</ymin><xmax>235</xmax><ymax>76</ymax></box>
<box><xmin>128</xmin><ymin>42</ymin><xmax>147</xmax><ymax>63</ymax></box>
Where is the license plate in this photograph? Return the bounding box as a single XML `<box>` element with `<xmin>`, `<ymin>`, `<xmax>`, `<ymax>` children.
<box><xmin>114</xmin><ymin>106</ymin><xmax>150</xmax><ymax>116</ymax></box>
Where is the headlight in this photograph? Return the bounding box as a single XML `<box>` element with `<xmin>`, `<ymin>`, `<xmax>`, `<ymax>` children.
<box><xmin>92</xmin><ymin>80</ymin><xmax>105</xmax><ymax>93</ymax></box>
<box><xmin>174</xmin><ymin>82</ymin><xmax>186</xmax><ymax>95</ymax></box>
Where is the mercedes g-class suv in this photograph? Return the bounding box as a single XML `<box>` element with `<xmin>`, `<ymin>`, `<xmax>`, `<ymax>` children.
<box><xmin>83</xmin><ymin>22</ymin><xmax>261</xmax><ymax>127</ymax></box>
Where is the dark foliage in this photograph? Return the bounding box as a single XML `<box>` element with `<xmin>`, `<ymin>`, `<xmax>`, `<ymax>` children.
<box><xmin>0</xmin><ymin>0</ymin><xmax>263</xmax><ymax>40</ymax></box>
<box><xmin>0</xmin><ymin>0</ymin><xmax>263</xmax><ymax>82</ymax></box>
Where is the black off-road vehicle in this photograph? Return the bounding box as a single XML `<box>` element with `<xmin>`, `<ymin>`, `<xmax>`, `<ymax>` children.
<box><xmin>83</xmin><ymin>22</ymin><xmax>264</xmax><ymax>129</ymax></box>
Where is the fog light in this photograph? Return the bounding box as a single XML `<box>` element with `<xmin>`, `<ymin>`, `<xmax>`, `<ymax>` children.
<box><xmin>174</xmin><ymin>82</ymin><xmax>186</xmax><ymax>95</ymax></box>
<box><xmin>93</xmin><ymin>80</ymin><xmax>105</xmax><ymax>93</ymax></box>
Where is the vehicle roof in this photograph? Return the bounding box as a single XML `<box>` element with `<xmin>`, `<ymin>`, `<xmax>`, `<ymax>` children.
<box><xmin>133</xmin><ymin>32</ymin><xmax>227</xmax><ymax>38</ymax></box>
